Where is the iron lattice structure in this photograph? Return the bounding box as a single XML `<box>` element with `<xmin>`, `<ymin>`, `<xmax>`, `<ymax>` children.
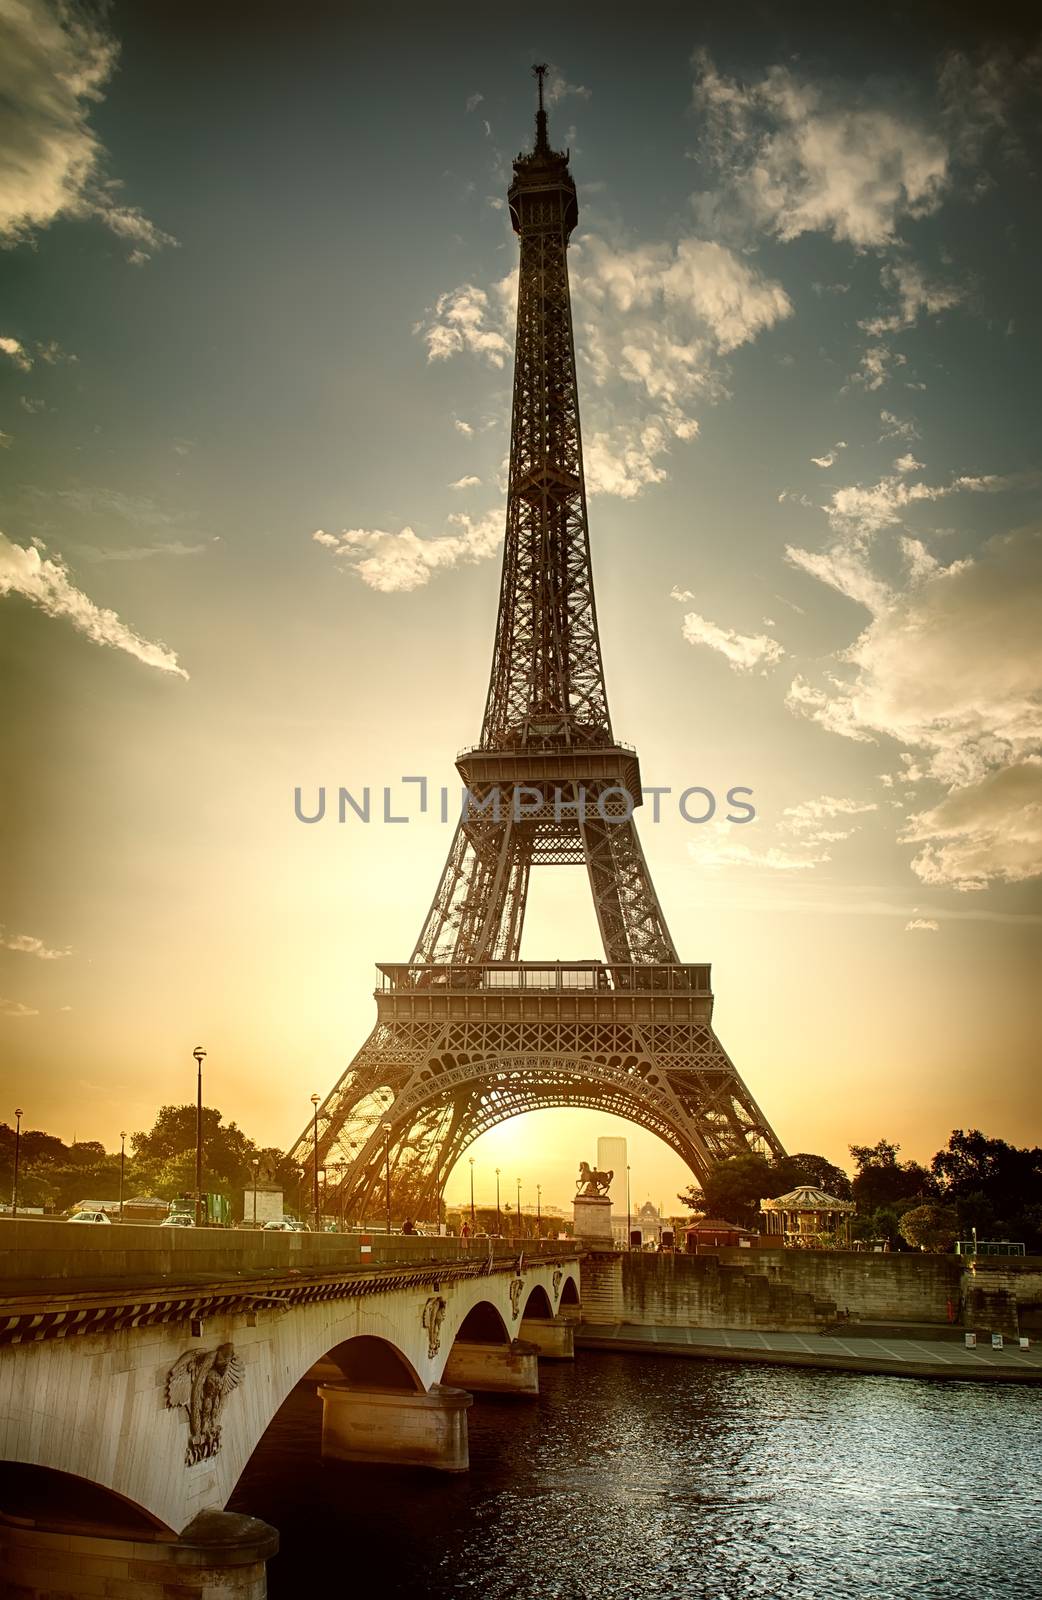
<box><xmin>290</xmin><ymin>71</ymin><xmax>784</xmax><ymax>1221</ymax></box>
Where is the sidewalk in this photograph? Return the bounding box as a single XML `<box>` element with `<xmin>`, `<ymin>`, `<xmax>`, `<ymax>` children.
<box><xmin>575</xmin><ymin>1322</ymin><xmax>1042</xmax><ymax>1382</ymax></box>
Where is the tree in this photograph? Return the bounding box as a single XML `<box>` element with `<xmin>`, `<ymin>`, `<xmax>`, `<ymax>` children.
<box><xmin>768</xmin><ymin>1152</ymin><xmax>852</xmax><ymax>1200</ymax></box>
<box><xmin>131</xmin><ymin>1105</ymin><xmax>256</xmax><ymax>1199</ymax></box>
<box><xmin>679</xmin><ymin>1153</ymin><xmax>773</xmax><ymax>1224</ymax></box>
<box><xmin>849</xmin><ymin>1139</ymin><xmax>937</xmax><ymax>1212</ymax></box>
<box><xmin>931</xmin><ymin>1129</ymin><xmax>1042</xmax><ymax>1250</ymax></box>
<box><xmin>899</xmin><ymin>1203</ymin><xmax>959</xmax><ymax>1253</ymax></box>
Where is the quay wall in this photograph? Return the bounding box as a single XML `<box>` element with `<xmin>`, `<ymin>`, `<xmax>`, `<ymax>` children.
<box><xmin>580</xmin><ymin>1249</ymin><xmax>1040</xmax><ymax>1332</ymax></box>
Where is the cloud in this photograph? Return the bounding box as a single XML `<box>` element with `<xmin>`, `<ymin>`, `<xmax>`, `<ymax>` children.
<box><xmin>688</xmin><ymin>822</ymin><xmax>831</xmax><ymax>873</ymax></box>
<box><xmin>312</xmin><ymin>508</ymin><xmax>503</xmax><ymax>592</ymax></box>
<box><xmin>421</xmin><ymin>283</ymin><xmax>512</xmax><ymax>369</ymax></box>
<box><xmin>0</xmin><ymin>1</ymin><xmax>176</xmax><ymax>258</ymax></box>
<box><xmin>811</xmin><ymin>441</ymin><xmax>846</xmax><ymax>469</ymax></box>
<box><xmin>77</xmin><ymin>540</ymin><xmax>208</xmax><ymax>563</ymax></box>
<box><xmin>422</xmin><ymin>234</ymin><xmax>790</xmax><ymax>500</ymax></box>
<box><xmin>860</xmin><ymin>260</ymin><xmax>964</xmax><ymax>336</ymax></box>
<box><xmin>680</xmin><ymin>610</ymin><xmax>785</xmax><ymax>673</ymax></box>
<box><xmin>0</xmin><ymin>929</ymin><xmax>69</xmax><ymax>959</ymax></box>
<box><xmin>669</xmin><ymin>586</ymin><xmax>694</xmax><ymax>603</ymax></box>
<box><xmin>20</xmin><ymin>396</ymin><xmax>46</xmax><ymax>414</ymax></box>
<box><xmin>787</xmin><ymin>525</ymin><xmax>1042</xmax><ymax>887</ymax></box>
<box><xmin>0</xmin><ymin>531</ymin><xmax>188</xmax><ymax>676</ymax></box>
<box><xmin>544</xmin><ymin>68</ymin><xmax>591</xmax><ymax>108</ymax></box>
<box><xmin>905</xmin><ymin>918</ymin><xmax>940</xmax><ymax>932</ymax></box>
<box><xmin>0</xmin><ymin>997</ymin><xmax>39</xmax><ymax>1018</ymax></box>
<box><xmin>448</xmin><ymin>475</ymin><xmax>481</xmax><ymax>490</ymax></box>
<box><xmin>879</xmin><ymin>410</ymin><xmax>920</xmax><ymax>443</ymax></box>
<box><xmin>692</xmin><ymin>50</ymin><xmax>949</xmax><ymax>249</ymax></box>
<box><xmin>850</xmin><ymin>344</ymin><xmax>907</xmax><ymax>391</ymax></box>
<box><xmin>901</xmin><ymin>761</ymin><xmax>1042</xmax><ymax>891</ymax></box>
<box><xmin>465</xmin><ymin>92</ymin><xmax>484</xmax><ymax>113</ymax></box>
<box><xmin>453</xmin><ymin>418</ymin><xmax>474</xmax><ymax>437</ymax></box>
<box><xmin>0</xmin><ymin>335</ymin><xmax>32</xmax><ymax>371</ymax></box>
<box><xmin>781</xmin><ymin>795</ymin><xmax>877</xmax><ymax>837</ymax></box>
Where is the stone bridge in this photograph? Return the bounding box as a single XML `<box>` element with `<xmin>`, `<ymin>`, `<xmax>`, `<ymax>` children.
<box><xmin>0</xmin><ymin>1222</ymin><xmax>582</xmax><ymax>1598</ymax></box>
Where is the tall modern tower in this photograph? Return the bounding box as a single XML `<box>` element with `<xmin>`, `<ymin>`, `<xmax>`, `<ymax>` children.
<box><xmin>291</xmin><ymin>69</ymin><xmax>784</xmax><ymax>1220</ymax></box>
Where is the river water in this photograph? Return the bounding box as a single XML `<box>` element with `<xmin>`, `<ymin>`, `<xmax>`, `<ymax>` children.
<box><xmin>229</xmin><ymin>1353</ymin><xmax>1042</xmax><ymax>1599</ymax></box>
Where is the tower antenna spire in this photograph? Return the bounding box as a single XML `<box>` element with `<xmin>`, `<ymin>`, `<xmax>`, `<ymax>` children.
<box><xmin>532</xmin><ymin>62</ymin><xmax>550</xmax><ymax>154</ymax></box>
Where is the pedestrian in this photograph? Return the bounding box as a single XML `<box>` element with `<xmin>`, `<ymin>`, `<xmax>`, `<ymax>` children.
<box><xmin>461</xmin><ymin>1221</ymin><xmax>470</xmax><ymax>1240</ymax></box>
<box><xmin>402</xmin><ymin>1218</ymin><xmax>416</xmax><ymax>1235</ymax></box>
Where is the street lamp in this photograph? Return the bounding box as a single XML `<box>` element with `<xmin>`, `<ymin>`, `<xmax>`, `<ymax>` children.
<box><xmin>626</xmin><ymin>1163</ymin><xmax>631</xmax><ymax>1249</ymax></box>
<box><xmin>537</xmin><ymin>1183</ymin><xmax>542</xmax><ymax>1236</ymax></box>
<box><xmin>320</xmin><ymin>1167</ymin><xmax>327</xmax><ymax>1231</ymax></box>
<box><xmin>192</xmin><ymin>1047</ymin><xmax>206</xmax><ymax>1228</ymax></box>
<box><xmin>119</xmin><ymin>1132</ymin><xmax>127</xmax><ymax>1222</ymax></box>
<box><xmin>495</xmin><ymin>1167</ymin><xmax>501</xmax><ymax>1234</ymax></box>
<box><xmin>12</xmin><ymin>1108</ymin><xmax>23</xmax><ymax>1216</ymax></box>
<box><xmin>310</xmin><ymin>1094</ymin><xmax>321</xmax><ymax>1231</ymax></box>
<box><xmin>252</xmin><ymin>1159</ymin><xmax>260</xmax><ymax>1226</ymax></box>
<box><xmin>516</xmin><ymin>1177</ymin><xmax>522</xmax><ymax>1238</ymax></box>
<box><xmin>468</xmin><ymin>1156</ymin><xmax>476</xmax><ymax>1231</ymax></box>
<box><xmin>382</xmin><ymin>1121</ymin><xmax>393</xmax><ymax>1234</ymax></box>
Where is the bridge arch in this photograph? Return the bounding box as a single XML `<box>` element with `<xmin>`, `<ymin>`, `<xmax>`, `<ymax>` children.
<box><xmin>521</xmin><ymin>1283</ymin><xmax>554</xmax><ymax>1320</ymax></box>
<box><xmin>323</xmin><ymin>1333</ymin><xmax>424</xmax><ymax>1391</ymax></box>
<box><xmin>451</xmin><ymin>1300</ymin><xmax>511</xmax><ymax>1345</ymax></box>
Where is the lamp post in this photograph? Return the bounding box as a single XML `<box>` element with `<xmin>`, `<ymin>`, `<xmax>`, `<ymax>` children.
<box><xmin>495</xmin><ymin>1167</ymin><xmax>501</xmax><ymax>1234</ymax></box>
<box><xmin>119</xmin><ymin>1131</ymin><xmax>126</xmax><ymax>1222</ymax></box>
<box><xmin>12</xmin><ymin>1108</ymin><xmax>23</xmax><ymax>1216</ymax></box>
<box><xmin>468</xmin><ymin>1156</ymin><xmax>475</xmax><ymax>1231</ymax></box>
<box><xmin>192</xmin><ymin>1047</ymin><xmax>206</xmax><ymax>1228</ymax></box>
<box><xmin>626</xmin><ymin>1163</ymin><xmax>631</xmax><ymax>1249</ymax></box>
<box><xmin>252</xmin><ymin>1159</ymin><xmax>259</xmax><ymax>1226</ymax></box>
<box><xmin>516</xmin><ymin>1177</ymin><xmax>522</xmax><ymax>1238</ymax></box>
<box><xmin>537</xmin><ymin>1183</ymin><xmax>542</xmax><ymax>1236</ymax></box>
<box><xmin>382</xmin><ymin>1121</ymin><xmax>393</xmax><ymax>1233</ymax></box>
<box><xmin>310</xmin><ymin>1094</ymin><xmax>321</xmax><ymax>1231</ymax></box>
<box><xmin>319</xmin><ymin>1167</ymin><xmax>327</xmax><ymax>1231</ymax></box>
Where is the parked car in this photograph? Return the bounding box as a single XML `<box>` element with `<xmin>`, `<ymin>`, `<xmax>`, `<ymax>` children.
<box><xmin>263</xmin><ymin>1218</ymin><xmax>308</xmax><ymax>1232</ymax></box>
<box><xmin>68</xmin><ymin>1210</ymin><xmax>112</xmax><ymax>1225</ymax></box>
<box><xmin>164</xmin><ymin>1214</ymin><xmax>194</xmax><ymax>1227</ymax></box>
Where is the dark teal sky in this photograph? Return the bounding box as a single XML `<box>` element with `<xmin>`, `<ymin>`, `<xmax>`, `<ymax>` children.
<box><xmin>1</xmin><ymin>1</ymin><xmax>1039</xmax><ymax>1197</ymax></box>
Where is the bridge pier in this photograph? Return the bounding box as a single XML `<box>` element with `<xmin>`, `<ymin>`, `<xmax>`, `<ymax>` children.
<box><xmin>441</xmin><ymin>1337</ymin><xmax>540</xmax><ymax>1395</ymax></box>
<box><xmin>519</xmin><ymin>1315</ymin><xmax>575</xmax><ymax>1359</ymax></box>
<box><xmin>0</xmin><ymin>1509</ymin><xmax>278</xmax><ymax>1600</ymax></box>
<box><xmin>319</xmin><ymin>1381</ymin><xmax>473</xmax><ymax>1471</ymax></box>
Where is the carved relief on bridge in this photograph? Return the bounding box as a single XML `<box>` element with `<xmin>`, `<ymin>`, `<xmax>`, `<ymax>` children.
<box><xmin>422</xmin><ymin>1294</ymin><xmax>447</xmax><ymax>1358</ymax></box>
<box><xmin>165</xmin><ymin>1343</ymin><xmax>245</xmax><ymax>1466</ymax></box>
<box><xmin>509</xmin><ymin>1277</ymin><xmax>524</xmax><ymax>1321</ymax></box>
<box><xmin>552</xmin><ymin>1268</ymin><xmax>563</xmax><ymax>1303</ymax></box>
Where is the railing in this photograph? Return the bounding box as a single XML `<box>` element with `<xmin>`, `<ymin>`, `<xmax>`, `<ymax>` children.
<box><xmin>376</xmin><ymin>961</ymin><xmax>711</xmax><ymax>995</ymax></box>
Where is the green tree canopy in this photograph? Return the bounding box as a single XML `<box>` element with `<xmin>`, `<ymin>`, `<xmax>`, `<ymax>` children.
<box><xmin>679</xmin><ymin>1150</ymin><xmax>852</xmax><ymax>1224</ymax></box>
<box><xmin>931</xmin><ymin>1129</ymin><xmax>1042</xmax><ymax>1249</ymax></box>
<box><xmin>898</xmin><ymin>1203</ymin><xmax>959</xmax><ymax>1252</ymax></box>
<box><xmin>849</xmin><ymin>1139</ymin><xmax>937</xmax><ymax>1212</ymax></box>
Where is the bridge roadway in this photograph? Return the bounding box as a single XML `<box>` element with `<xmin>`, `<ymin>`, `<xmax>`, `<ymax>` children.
<box><xmin>0</xmin><ymin>1221</ymin><xmax>583</xmax><ymax>1599</ymax></box>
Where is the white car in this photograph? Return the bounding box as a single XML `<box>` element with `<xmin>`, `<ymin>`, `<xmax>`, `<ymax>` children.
<box><xmin>69</xmin><ymin>1210</ymin><xmax>112</xmax><ymax>1225</ymax></box>
<box><xmin>164</xmin><ymin>1214</ymin><xmax>194</xmax><ymax>1227</ymax></box>
<box><xmin>263</xmin><ymin>1219</ymin><xmax>300</xmax><ymax>1231</ymax></box>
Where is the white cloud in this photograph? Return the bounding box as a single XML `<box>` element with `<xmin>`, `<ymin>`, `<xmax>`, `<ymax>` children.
<box><xmin>680</xmin><ymin>610</ymin><xmax>785</xmax><ymax>673</ymax></box>
<box><xmin>0</xmin><ymin>997</ymin><xmax>39</xmax><ymax>1018</ymax></box>
<box><xmin>850</xmin><ymin>345</ymin><xmax>907</xmax><ymax>391</ymax></box>
<box><xmin>692</xmin><ymin>51</ymin><xmax>949</xmax><ymax>249</ymax></box>
<box><xmin>0</xmin><ymin>929</ymin><xmax>69</xmax><ymax>959</ymax></box>
<box><xmin>0</xmin><ymin>531</ymin><xmax>188</xmax><ymax>676</ymax></box>
<box><xmin>312</xmin><ymin>508</ymin><xmax>503</xmax><ymax>592</ymax></box>
<box><xmin>781</xmin><ymin>795</ymin><xmax>877</xmax><ymax>833</ymax></box>
<box><xmin>544</xmin><ymin>68</ymin><xmax>591</xmax><ymax>108</ymax></box>
<box><xmin>688</xmin><ymin>822</ymin><xmax>831</xmax><ymax>873</ymax></box>
<box><xmin>811</xmin><ymin>441</ymin><xmax>846</xmax><ymax>468</ymax></box>
<box><xmin>453</xmin><ymin>418</ymin><xmax>474</xmax><ymax>437</ymax></box>
<box><xmin>0</xmin><ymin>1</ymin><xmax>176</xmax><ymax>258</ymax></box>
<box><xmin>448</xmin><ymin>475</ymin><xmax>481</xmax><ymax>490</ymax></box>
<box><xmin>465</xmin><ymin>92</ymin><xmax>484</xmax><ymax>113</ymax></box>
<box><xmin>905</xmin><ymin>918</ymin><xmax>939</xmax><ymax>932</ymax></box>
<box><xmin>20</xmin><ymin>396</ymin><xmax>46</xmax><ymax>414</ymax></box>
<box><xmin>421</xmin><ymin>283</ymin><xmax>512</xmax><ymax>369</ymax></box>
<box><xmin>901</xmin><ymin>761</ymin><xmax>1042</xmax><ymax>891</ymax></box>
<box><xmin>0</xmin><ymin>335</ymin><xmax>32</xmax><ymax>371</ymax></box>
<box><xmin>860</xmin><ymin>260</ymin><xmax>964</xmax><ymax>335</ymax></box>
<box><xmin>669</xmin><ymin>586</ymin><xmax>694</xmax><ymax>603</ymax></box>
<box><xmin>880</xmin><ymin>410</ymin><xmax>920</xmax><ymax>443</ymax></box>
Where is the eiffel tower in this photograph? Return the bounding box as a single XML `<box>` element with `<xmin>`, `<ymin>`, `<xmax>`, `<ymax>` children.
<box><xmin>291</xmin><ymin>68</ymin><xmax>784</xmax><ymax>1222</ymax></box>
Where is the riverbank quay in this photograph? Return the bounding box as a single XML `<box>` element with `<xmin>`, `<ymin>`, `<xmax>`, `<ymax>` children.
<box><xmin>575</xmin><ymin>1321</ymin><xmax>1042</xmax><ymax>1381</ymax></box>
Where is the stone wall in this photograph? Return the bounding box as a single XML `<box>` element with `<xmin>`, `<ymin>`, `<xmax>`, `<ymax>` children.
<box><xmin>581</xmin><ymin>1249</ymin><xmax>971</xmax><ymax>1332</ymax></box>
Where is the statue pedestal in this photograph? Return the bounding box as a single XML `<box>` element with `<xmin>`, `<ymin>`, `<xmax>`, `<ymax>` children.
<box><xmin>573</xmin><ymin>1193</ymin><xmax>613</xmax><ymax>1241</ymax></box>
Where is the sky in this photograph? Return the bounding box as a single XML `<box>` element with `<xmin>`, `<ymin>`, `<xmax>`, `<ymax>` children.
<box><xmin>1</xmin><ymin>0</ymin><xmax>1040</xmax><ymax>1212</ymax></box>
